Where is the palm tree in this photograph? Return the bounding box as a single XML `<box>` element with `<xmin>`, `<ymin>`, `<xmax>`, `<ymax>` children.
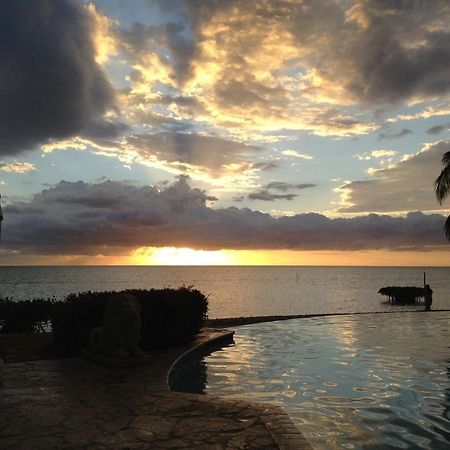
<box><xmin>435</xmin><ymin>151</ymin><xmax>450</xmax><ymax>240</ymax></box>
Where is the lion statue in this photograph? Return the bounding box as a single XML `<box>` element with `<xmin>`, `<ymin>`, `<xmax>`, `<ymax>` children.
<box><xmin>89</xmin><ymin>293</ymin><xmax>144</xmax><ymax>359</ymax></box>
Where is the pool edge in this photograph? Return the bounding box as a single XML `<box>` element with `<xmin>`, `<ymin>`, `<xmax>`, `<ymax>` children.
<box><xmin>166</xmin><ymin>327</ymin><xmax>313</xmax><ymax>450</ymax></box>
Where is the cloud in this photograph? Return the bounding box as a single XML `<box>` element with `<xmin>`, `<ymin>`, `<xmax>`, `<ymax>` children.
<box><xmin>251</xmin><ymin>161</ymin><xmax>279</xmax><ymax>171</ymax></box>
<box><xmin>0</xmin><ymin>162</ymin><xmax>36</xmax><ymax>174</ymax></box>
<box><xmin>325</xmin><ymin>0</ymin><xmax>450</xmax><ymax>105</ymax></box>
<box><xmin>118</xmin><ymin>1</ymin><xmax>380</xmax><ymax>137</ymax></box>
<box><xmin>248</xmin><ymin>191</ymin><xmax>298</xmax><ymax>201</ymax></box>
<box><xmin>95</xmin><ymin>0</ymin><xmax>450</xmax><ymax>151</ymax></box>
<box><xmin>427</xmin><ymin>123</ymin><xmax>450</xmax><ymax>135</ymax></box>
<box><xmin>2</xmin><ymin>177</ymin><xmax>448</xmax><ymax>255</ymax></box>
<box><xmin>378</xmin><ymin>129</ymin><xmax>412</xmax><ymax>140</ymax></box>
<box><xmin>356</xmin><ymin>149</ymin><xmax>397</xmax><ymax>160</ymax></box>
<box><xmin>0</xmin><ymin>0</ymin><xmax>116</xmax><ymax>156</ymax></box>
<box><xmin>124</xmin><ymin>132</ymin><xmax>261</xmax><ymax>177</ymax></box>
<box><xmin>388</xmin><ymin>104</ymin><xmax>450</xmax><ymax>123</ymax></box>
<box><xmin>158</xmin><ymin>0</ymin><xmax>450</xmax><ymax>111</ymax></box>
<box><xmin>85</xmin><ymin>3</ymin><xmax>118</xmax><ymax>64</ymax></box>
<box><xmin>232</xmin><ymin>195</ymin><xmax>245</xmax><ymax>203</ymax></box>
<box><xmin>7</xmin><ymin>0</ymin><xmax>447</xmax><ymax>162</ymax></box>
<box><xmin>39</xmin><ymin>130</ymin><xmax>263</xmax><ymax>184</ymax></box>
<box><xmin>281</xmin><ymin>150</ymin><xmax>314</xmax><ymax>159</ymax></box>
<box><xmin>246</xmin><ymin>181</ymin><xmax>316</xmax><ymax>201</ymax></box>
<box><xmin>265</xmin><ymin>182</ymin><xmax>316</xmax><ymax>192</ymax></box>
<box><xmin>82</xmin><ymin>121</ymin><xmax>129</xmax><ymax>140</ymax></box>
<box><xmin>337</xmin><ymin>140</ymin><xmax>450</xmax><ymax>213</ymax></box>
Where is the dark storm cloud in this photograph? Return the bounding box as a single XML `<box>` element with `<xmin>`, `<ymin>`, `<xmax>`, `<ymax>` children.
<box><xmin>0</xmin><ymin>0</ymin><xmax>115</xmax><ymax>156</ymax></box>
<box><xmin>3</xmin><ymin>177</ymin><xmax>447</xmax><ymax>256</ymax></box>
<box><xmin>378</xmin><ymin>129</ymin><xmax>412</xmax><ymax>140</ymax></box>
<box><xmin>82</xmin><ymin>121</ymin><xmax>129</xmax><ymax>140</ymax></box>
<box><xmin>426</xmin><ymin>123</ymin><xmax>450</xmax><ymax>135</ymax></box>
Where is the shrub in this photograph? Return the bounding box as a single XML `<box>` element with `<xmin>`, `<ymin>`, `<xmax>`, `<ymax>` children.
<box><xmin>378</xmin><ymin>286</ymin><xmax>424</xmax><ymax>304</ymax></box>
<box><xmin>0</xmin><ymin>298</ymin><xmax>55</xmax><ymax>333</ymax></box>
<box><xmin>52</xmin><ymin>287</ymin><xmax>208</xmax><ymax>357</ymax></box>
<box><xmin>133</xmin><ymin>287</ymin><xmax>208</xmax><ymax>350</ymax></box>
<box><xmin>51</xmin><ymin>292</ymin><xmax>108</xmax><ymax>356</ymax></box>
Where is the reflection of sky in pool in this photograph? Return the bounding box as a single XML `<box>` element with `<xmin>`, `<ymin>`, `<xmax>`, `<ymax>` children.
<box><xmin>171</xmin><ymin>312</ymin><xmax>450</xmax><ymax>449</ymax></box>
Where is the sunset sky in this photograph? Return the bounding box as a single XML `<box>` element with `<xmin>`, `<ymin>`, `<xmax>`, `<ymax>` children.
<box><xmin>1</xmin><ymin>0</ymin><xmax>450</xmax><ymax>265</ymax></box>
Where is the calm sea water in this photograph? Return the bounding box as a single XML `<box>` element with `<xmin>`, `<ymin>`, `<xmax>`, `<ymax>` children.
<box><xmin>0</xmin><ymin>266</ymin><xmax>449</xmax><ymax>318</ymax></box>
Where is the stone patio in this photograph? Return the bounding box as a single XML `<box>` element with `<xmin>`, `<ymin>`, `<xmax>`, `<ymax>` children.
<box><xmin>0</xmin><ymin>329</ymin><xmax>312</xmax><ymax>449</ymax></box>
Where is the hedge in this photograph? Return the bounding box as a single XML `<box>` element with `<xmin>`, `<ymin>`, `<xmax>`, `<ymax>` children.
<box><xmin>0</xmin><ymin>298</ymin><xmax>55</xmax><ymax>333</ymax></box>
<box><xmin>52</xmin><ymin>287</ymin><xmax>208</xmax><ymax>357</ymax></box>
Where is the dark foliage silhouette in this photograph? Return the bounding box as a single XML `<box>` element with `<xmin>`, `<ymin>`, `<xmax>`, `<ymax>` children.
<box><xmin>0</xmin><ymin>298</ymin><xmax>54</xmax><ymax>333</ymax></box>
<box><xmin>52</xmin><ymin>287</ymin><xmax>208</xmax><ymax>357</ymax></box>
<box><xmin>378</xmin><ymin>286</ymin><xmax>424</xmax><ymax>305</ymax></box>
<box><xmin>435</xmin><ymin>151</ymin><xmax>450</xmax><ymax>240</ymax></box>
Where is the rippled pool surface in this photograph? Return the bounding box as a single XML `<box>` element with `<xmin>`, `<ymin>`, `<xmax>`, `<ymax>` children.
<box><xmin>172</xmin><ymin>312</ymin><xmax>450</xmax><ymax>449</ymax></box>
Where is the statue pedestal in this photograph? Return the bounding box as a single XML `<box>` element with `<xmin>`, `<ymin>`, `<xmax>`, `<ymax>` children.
<box><xmin>80</xmin><ymin>350</ymin><xmax>154</xmax><ymax>369</ymax></box>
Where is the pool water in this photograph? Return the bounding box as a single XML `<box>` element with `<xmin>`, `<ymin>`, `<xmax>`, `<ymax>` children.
<box><xmin>171</xmin><ymin>312</ymin><xmax>450</xmax><ymax>449</ymax></box>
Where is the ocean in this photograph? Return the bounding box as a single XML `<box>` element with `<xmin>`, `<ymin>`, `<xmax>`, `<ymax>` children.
<box><xmin>0</xmin><ymin>266</ymin><xmax>449</xmax><ymax>319</ymax></box>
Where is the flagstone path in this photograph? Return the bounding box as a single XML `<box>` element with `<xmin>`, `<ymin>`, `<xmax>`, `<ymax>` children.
<box><xmin>0</xmin><ymin>329</ymin><xmax>311</xmax><ymax>449</ymax></box>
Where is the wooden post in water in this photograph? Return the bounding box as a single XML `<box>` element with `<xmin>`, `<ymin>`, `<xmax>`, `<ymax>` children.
<box><xmin>423</xmin><ymin>271</ymin><xmax>426</xmax><ymax>288</ymax></box>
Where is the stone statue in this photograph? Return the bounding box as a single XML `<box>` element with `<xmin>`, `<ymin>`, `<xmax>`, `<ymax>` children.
<box><xmin>89</xmin><ymin>293</ymin><xmax>145</xmax><ymax>359</ymax></box>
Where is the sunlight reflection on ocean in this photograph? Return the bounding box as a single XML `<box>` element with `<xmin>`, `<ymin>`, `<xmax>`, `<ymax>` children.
<box><xmin>0</xmin><ymin>266</ymin><xmax>449</xmax><ymax>318</ymax></box>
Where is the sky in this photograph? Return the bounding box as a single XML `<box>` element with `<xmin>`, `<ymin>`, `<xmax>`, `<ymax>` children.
<box><xmin>1</xmin><ymin>0</ymin><xmax>450</xmax><ymax>265</ymax></box>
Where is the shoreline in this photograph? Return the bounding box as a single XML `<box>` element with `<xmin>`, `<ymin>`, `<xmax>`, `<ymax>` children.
<box><xmin>206</xmin><ymin>308</ymin><xmax>450</xmax><ymax>327</ymax></box>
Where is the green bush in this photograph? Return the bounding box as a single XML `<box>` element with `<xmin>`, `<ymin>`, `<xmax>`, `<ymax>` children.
<box><xmin>52</xmin><ymin>287</ymin><xmax>208</xmax><ymax>357</ymax></box>
<box><xmin>0</xmin><ymin>298</ymin><xmax>55</xmax><ymax>333</ymax></box>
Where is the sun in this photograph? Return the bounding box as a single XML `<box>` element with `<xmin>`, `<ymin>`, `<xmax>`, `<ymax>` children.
<box><xmin>131</xmin><ymin>246</ymin><xmax>232</xmax><ymax>265</ymax></box>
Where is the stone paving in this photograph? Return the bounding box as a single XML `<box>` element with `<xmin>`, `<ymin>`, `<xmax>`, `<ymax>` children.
<box><xmin>0</xmin><ymin>329</ymin><xmax>311</xmax><ymax>450</ymax></box>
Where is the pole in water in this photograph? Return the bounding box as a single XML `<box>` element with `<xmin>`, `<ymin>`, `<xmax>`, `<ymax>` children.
<box><xmin>423</xmin><ymin>271</ymin><xmax>426</xmax><ymax>288</ymax></box>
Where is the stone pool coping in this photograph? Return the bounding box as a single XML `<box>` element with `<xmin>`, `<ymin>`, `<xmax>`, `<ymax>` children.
<box><xmin>0</xmin><ymin>328</ymin><xmax>312</xmax><ymax>449</ymax></box>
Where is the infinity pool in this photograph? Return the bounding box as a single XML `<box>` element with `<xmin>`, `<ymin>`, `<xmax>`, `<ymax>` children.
<box><xmin>171</xmin><ymin>312</ymin><xmax>450</xmax><ymax>449</ymax></box>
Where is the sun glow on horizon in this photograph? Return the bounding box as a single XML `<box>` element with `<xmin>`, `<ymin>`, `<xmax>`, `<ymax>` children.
<box><xmin>128</xmin><ymin>246</ymin><xmax>450</xmax><ymax>267</ymax></box>
<box><xmin>131</xmin><ymin>246</ymin><xmax>233</xmax><ymax>265</ymax></box>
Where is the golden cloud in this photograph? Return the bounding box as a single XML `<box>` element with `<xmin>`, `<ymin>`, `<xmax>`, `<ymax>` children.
<box><xmin>0</xmin><ymin>162</ymin><xmax>36</xmax><ymax>174</ymax></box>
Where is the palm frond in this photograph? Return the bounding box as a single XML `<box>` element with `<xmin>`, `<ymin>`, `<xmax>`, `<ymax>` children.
<box><xmin>434</xmin><ymin>166</ymin><xmax>450</xmax><ymax>204</ymax></box>
<box><xmin>445</xmin><ymin>215</ymin><xmax>450</xmax><ymax>242</ymax></box>
<box><xmin>442</xmin><ymin>151</ymin><xmax>450</xmax><ymax>166</ymax></box>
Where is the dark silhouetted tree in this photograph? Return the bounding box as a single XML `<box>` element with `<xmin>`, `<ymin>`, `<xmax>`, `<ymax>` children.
<box><xmin>435</xmin><ymin>151</ymin><xmax>450</xmax><ymax>240</ymax></box>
